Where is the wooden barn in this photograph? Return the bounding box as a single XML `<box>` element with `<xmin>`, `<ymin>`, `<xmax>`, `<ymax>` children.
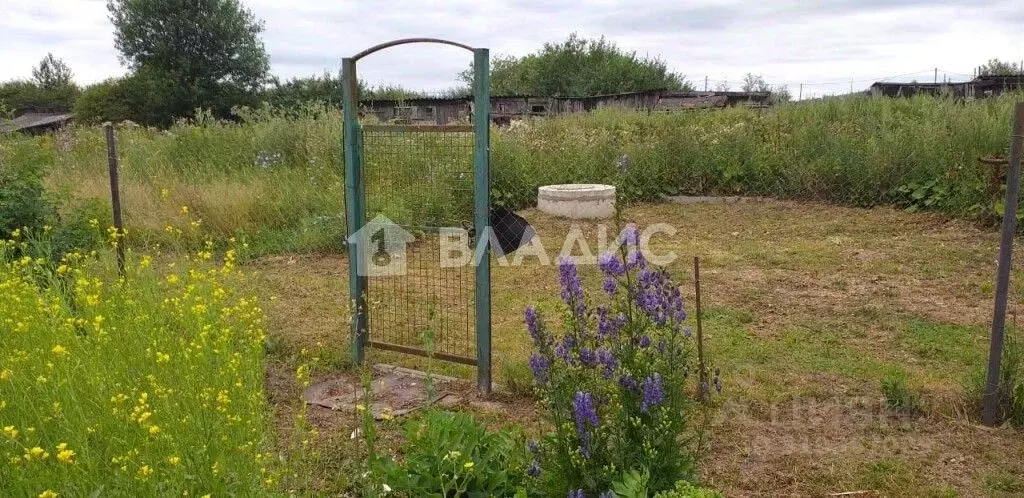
<box><xmin>490</xmin><ymin>96</ymin><xmax>556</xmax><ymax>124</ymax></box>
<box><xmin>973</xmin><ymin>75</ymin><xmax>1024</xmax><ymax>97</ymax></box>
<box><xmin>360</xmin><ymin>97</ymin><xmax>471</xmax><ymax>125</ymax></box>
<box><xmin>869</xmin><ymin>81</ymin><xmax>974</xmax><ymax>98</ymax></box>
<box><xmin>656</xmin><ymin>91</ymin><xmax>771</xmax><ymax>110</ymax></box>
<box><xmin>0</xmin><ymin>112</ymin><xmax>73</xmax><ymax>134</ymax></box>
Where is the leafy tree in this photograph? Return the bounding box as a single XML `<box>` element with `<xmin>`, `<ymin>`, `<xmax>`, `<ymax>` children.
<box><xmin>32</xmin><ymin>54</ymin><xmax>74</xmax><ymax>89</ymax></box>
<box><xmin>741</xmin><ymin>73</ymin><xmax>770</xmax><ymax>93</ymax></box>
<box><xmin>713</xmin><ymin>81</ymin><xmax>730</xmax><ymax>92</ymax></box>
<box><xmin>106</xmin><ymin>0</ymin><xmax>269</xmax><ymax>122</ymax></box>
<box><xmin>461</xmin><ymin>34</ymin><xmax>691</xmax><ymax>96</ymax></box>
<box><xmin>0</xmin><ymin>80</ymin><xmax>79</xmax><ymax>115</ymax></box>
<box><xmin>979</xmin><ymin>58</ymin><xmax>1022</xmax><ymax>76</ymax></box>
<box><xmin>770</xmin><ymin>85</ymin><xmax>792</xmax><ymax>103</ymax></box>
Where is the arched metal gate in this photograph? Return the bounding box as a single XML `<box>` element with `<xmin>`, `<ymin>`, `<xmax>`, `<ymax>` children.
<box><xmin>342</xmin><ymin>39</ymin><xmax>492</xmax><ymax>393</ymax></box>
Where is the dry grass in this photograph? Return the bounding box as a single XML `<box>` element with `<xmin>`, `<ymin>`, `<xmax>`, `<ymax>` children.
<box><xmin>244</xmin><ymin>200</ymin><xmax>1024</xmax><ymax>496</ymax></box>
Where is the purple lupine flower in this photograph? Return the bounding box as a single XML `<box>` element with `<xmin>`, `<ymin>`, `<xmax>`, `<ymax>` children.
<box><xmin>572</xmin><ymin>391</ymin><xmax>599</xmax><ymax>435</ymax></box>
<box><xmin>600</xmin><ymin>492</ymin><xmax>615</xmax><ymax>498</ymax></box>
<box><xmin>579</xmin><ymin>347</ymin><xmax>597</xmax><ymax>367</ymax></box>
<box><xmin>619</xmin><ymin>373</ymin><xmax>639</xmax><ymax>393</ymax></box>
<box><xmin>714</xmin><ymin>367</ymin><xmax>722</xmax><ymax>394</ymax></box>
<box><xmin>568</xmin><ymin>490</ymin><xmax>585</xmax><ymax>498</ymax></box>
<box><xmin>602</xmin><ymin>275</ymin><xmax>617</xmax><ymax>296</ymax></box>
<box><xmin>638</xmin><ymin>335</ymin><xmax>651</xmax><ymax>348</ymax></box>
<box><xmin>556</xmin><ymin>335</ymin><xmax>576</xmax><ymax>364</ymax></box>
<box><xmin>527</xmin><ymin>460</ymin><xmax>541</xmax><ymax>477</ymax></box>
<box><xmin>597</xmin><ymin>348</ymin><xmax>617</xmax><ymax>379</ymax></box>
<box><xmin>555</xmin><ymin>343</ymin><xmax>570</xmax><ymax>364</ymax></box>
<box><xmin>529</xmin><ymin>354</ymin><xmax>550</xmax><ymax>383</ymax></box>
<box><xmin>597</xmin><ymin>307</ymin><xmax>623</xmax><ymax>338</ymax></box>
<box><xmin>558</xmin><ymin>258</ymin><xmax>585</xmax><ymax>316</ymax></box>
<box><xmin>598</xmin><ymin>252</ymin><xmax>626</xmax><ymax>277</ymax></box>
<box><xmin>527</xmin><ymin>440</ymin><xmax>539</xmax><ymax>454</ymax></box>
<box><xmin>580</xmin><ymin>431</ymin><xmax>592</xmax><ymax>459</ymax></box>
<box><xmin>641</xmin><ymin>374</ymin><xmax>665</xmax><ymax>412</ymax></box>
<box><xmin>626</xmin><ymin>248</ymin><xmax>645</xmax><ymax>270</ymax></box>
<box><xmin>683</xmin><ymin>326</ymin><xmax>693</xmax><ymax>338</ymax></box>
<box><xmin>622</xmin><ymin>224</ymin><xmax>640</xmax><ymax>246</ymax></box>
<box><xmin>525</xmin><ymin>306</ymin><xmax>542</xmax><ymax>345</ymax></box>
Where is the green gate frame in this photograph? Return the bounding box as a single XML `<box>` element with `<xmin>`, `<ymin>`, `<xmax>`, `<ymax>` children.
<box><xmin>342</xmin><ymin>38</ymin><xmax>492</xmax><ymax>393</ymax></box>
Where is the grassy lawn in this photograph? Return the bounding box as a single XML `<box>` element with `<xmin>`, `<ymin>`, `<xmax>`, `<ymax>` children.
<box><xmin>247</xmin><ymin>200</ymin><xmax>1024</xmax><ymax>496</ymax></box>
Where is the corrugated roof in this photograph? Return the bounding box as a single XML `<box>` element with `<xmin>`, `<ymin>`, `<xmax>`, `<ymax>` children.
<box><xmin>0</xmin><ymin>113</ymin><xmax>73</xmax><ymax>133</ymax></box>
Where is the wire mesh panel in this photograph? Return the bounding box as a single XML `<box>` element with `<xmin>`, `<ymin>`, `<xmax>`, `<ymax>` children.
<box><xmin>360</xmin><ymin>125</ymin><xmax>478</xmax><ymax>363</ymax></box>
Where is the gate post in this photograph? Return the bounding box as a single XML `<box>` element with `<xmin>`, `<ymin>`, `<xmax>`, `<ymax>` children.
<box><xmin>473</xmin><ymin>48</ymin><xmax>492</xmax><ymax>394</ymax></box>
<box><xmin>342</xmin><ymin>57</ymin><xmax>368</xmax><ymax>364</ymax></box>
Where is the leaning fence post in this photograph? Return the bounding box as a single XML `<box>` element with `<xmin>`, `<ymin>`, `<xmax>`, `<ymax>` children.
<box><xmin>104</xmin><ymin>123</ymin><xmax>125</xmax><ymax>276</ymax></box>
<box><xmin>694</xmin><ymin>256</ymin><xmax>708</xmax><ymax>402</ymax></box>
<box><xmin>983</xmin><ymin>102</ymin><xmax>1024</xmax><ymax>426</ymax></box>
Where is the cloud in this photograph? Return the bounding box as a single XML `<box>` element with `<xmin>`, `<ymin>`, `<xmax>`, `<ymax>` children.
<box><xmin>0</xmin><ymin>0</ymin><xmax>1021</xmax><ymax>98</ymax></box>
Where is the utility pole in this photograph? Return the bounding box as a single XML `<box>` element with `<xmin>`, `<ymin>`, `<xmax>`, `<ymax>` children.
<box><xmin>704</xmin><ymin>76</ymin><xmax>708</xmax><ymax>92</ymax></box>
<box><xmin>798</xmin><ymin>83</ymin><xmax>803</xmax><ymax>101</ymax></box>
<box><xmin>934</xmin><ymin>67</ymin><xmax>938</xmax><ymax>84</ymax></box>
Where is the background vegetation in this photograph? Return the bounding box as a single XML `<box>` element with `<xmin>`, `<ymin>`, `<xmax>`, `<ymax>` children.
<box><xmin>2</xmin><ymin>93</ymin><xmax>1016</xmax><ymax>254</ymax></box>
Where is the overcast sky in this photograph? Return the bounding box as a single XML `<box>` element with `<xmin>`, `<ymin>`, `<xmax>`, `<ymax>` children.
<box><xmin>2</xmin><ymin>0</ymin><xmax>1022</xmax><ymax>99</ymax></box>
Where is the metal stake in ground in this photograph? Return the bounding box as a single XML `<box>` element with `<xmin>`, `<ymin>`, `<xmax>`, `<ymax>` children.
<box><xmin>694</xmin><ymin>256</ymin><xmax>708</xmax><ymax>402</ymax></box>
<box><xmin>983</xmin><ymin>102</ymin><xmax>1024</xmax><ymax>426</ymax></box>
<box><xmin>104</xmin><ymin>123</ymin><xmax>125</xmax><ymax>275</ymax></box>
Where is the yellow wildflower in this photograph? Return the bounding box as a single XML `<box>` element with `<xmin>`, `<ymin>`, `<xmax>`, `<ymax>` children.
<box><xmin>464</xmin><ymin>461</ymin><xmax>475</xmax><ymax>469</ymax></box>
<box><xmin>137</xmin><ymin>464</ymin><xmax>153</xmax><ymax>478</ymax></box>
<box><xmin>2</xmin><ymin>426</ymin><xmax>17</xmax><ymax>439</ymax></box>
<box><xmin>167</xmin><ymin>456</ymin><xmax>181</xmax><ymax>465</ymax></box>
<box><xmin>25</xmin><ymin>446</ymin><xmax>49</xmax><ymax>460</ymax></box>
<box><xmin>149</xmin><ymin>425</ymin><xmax>161</xmax><ymax>436</ymax></box>
<box><xmin>51</xmin><ymin>344</ymin><xmax>67</xmax><ymax>356</ymax></box>
<box><xmin>38</xmin><ymin>491</ymin><xmax>58</xmax><ymax>498</ymax></box>
<box><xmin>56</xmin><ymin>446</ymin><xmax>76</xmax><ymax>464</ymax></box>
<box><xmin>160</xmin><ymin>188</ymin><xmax>170</xmax><ymax>199</ymax></box>
<box><xmin>0</xmin><ymin>369</ymin><xmax>11</xmax><ymax>380</ymax></box>
<box><xmin>180</xmin><ymin>205</ymin><xmax>189</xmax><ymax>214</ymax></box>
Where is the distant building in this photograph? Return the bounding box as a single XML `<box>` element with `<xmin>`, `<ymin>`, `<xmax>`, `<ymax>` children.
<box><xmin>869</xmin><ymin>74</ymin><xmax>1024</xmax><ymax>99</ymax></box>
<box><xmin>869</xmin><ymin>81</ymin><xmax>973</xmax><ymax>98</ymax></box>
<box><xmin>360</xmin><ymin>97</ymin><xmax>471</xmax><ymax>125</ymax></box>
<box><xmin>0</xmin><ymin>112</ymin><xmax>73</xmax><ymax>134</ymax></box>
<box><xmin>355</xmin><ymin>89</ymin><xmax>775</xmax><ymax>126</ymax></box>
<box><xmin>973</xmin><ymin>75</ymin><xmax>1024</xmax><ymax>98</ymax></box>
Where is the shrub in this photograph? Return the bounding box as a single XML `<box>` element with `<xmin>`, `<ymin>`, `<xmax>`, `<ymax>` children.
<box><xmin>523</xmin><ymin>226</ymin><xmax>711</xmax><ymax>495</ymax></box>
<box><xmin>881</xmin><ymin>371</ymin><xmax>922</xmax><ymax>414</ymax></box>
<box><xmin>373</xmin><ymin>410</ymin><xmax>532</xmax><ymax>496</ymax></box>
<box><xmin>0</xmin><ymin>136</ymin><xmax>52</xmax><ymax>238</ymax></box>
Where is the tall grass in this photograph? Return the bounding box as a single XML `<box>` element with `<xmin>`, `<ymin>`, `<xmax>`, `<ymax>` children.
<box><xmin>0</xmin><ymin>235</ymin><xmax>273</xmax><ymax>495</ymax></box>
<box><xmin>2</xmin><ymin>95</ymin><xmax>1019</xmax><ymax>253</ymax></box>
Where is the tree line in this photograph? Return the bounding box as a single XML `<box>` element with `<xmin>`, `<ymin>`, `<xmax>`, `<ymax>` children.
<box><xmin>2</xmin><ymin>0</ymin><xmax>1019</xmax><ymax>128</ymax></box>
